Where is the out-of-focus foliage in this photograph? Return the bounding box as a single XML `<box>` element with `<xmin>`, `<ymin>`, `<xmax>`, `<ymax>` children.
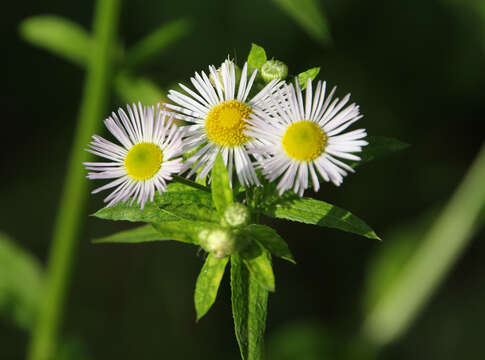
<box><xmin>0</xmin><ymin>233</ymin><xmax>43</xmax><ymax>330</ymax></box>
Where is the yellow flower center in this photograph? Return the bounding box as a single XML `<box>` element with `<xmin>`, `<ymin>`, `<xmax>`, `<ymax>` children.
<box><xmin>124</xmin><ymin>142</ymin><xmax>163</xmax><ymax>180</ymax></box>
<box><xmin>282</xmin><ymin>121</ymin><xmax>326</xmax><ymax>161</ymax></box>
<box><xmin>205</xmin><ymin>100</ymin><xmax>251</xmax><ymax>147</ymax></box>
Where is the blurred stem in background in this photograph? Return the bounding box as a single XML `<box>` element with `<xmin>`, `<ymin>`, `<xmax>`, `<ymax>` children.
<box><xmin>362</xmin><ymin>142</ymin><xmax>485</xmax><ymax>347</ymax></box>
<box><xmin>27</xmin><ymin>1</ymin><xmax>121</xmax><ymax>359</ymax></box>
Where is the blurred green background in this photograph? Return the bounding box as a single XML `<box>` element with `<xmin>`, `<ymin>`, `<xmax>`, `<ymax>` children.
<box><xmin>1</xmin><ymin>0</ymin><xmax>485</xmax><ymax>359</ymax></box>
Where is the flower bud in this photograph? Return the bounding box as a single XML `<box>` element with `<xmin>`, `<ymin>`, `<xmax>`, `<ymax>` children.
<box><xmin>223</xmin><ymin>203</ymin><xmax>250</xmax><ymax>228</ymax></box>
<box><xmin>261</xmin><ymin>59</ymin><xmax>288</xmax><ymax>82</ymax></box>
<box><xmin>199</xmin><ymin>228</ymin><xmax>236</xmax><ymax>258</ymax></box>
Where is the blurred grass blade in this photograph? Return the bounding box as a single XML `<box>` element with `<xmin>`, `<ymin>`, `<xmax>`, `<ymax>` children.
<box><xmin>123</xmin><ymin>18</ymin><xmax>191</xmax><ymax>69</ymax></box>
<box><xmin>19</xmin><ymin>16</ymin><xmax>91</xmax><ymax>67</ymax></box>
<box><xmin>194</xmin><ymin>254</ymin><xmax>229</xmax><ymax>321</ymax></box>
<box><xmin>362</xmin><ymin>143</ymin><xmax>485</xmax><ymax>346</ymax></box>
<box><xmin>271</xmin><ymin>0</ymin><xmax>331</xmax><ymax>44</ymax></box>
<box><xmin>115</xmin><ymin>72</ymin><xmax>164</xmax><ymax>105</ymax></box>
<box><xmin>93</xmin><ymin>224</ymin><xmax>167</xmax><ymax>244</ymax></box>
<box><xmin>0</xmin><ymin>232</ymin><xmax>43</xmax><ymax>330</ymax></box>
<box><xmin>231</xmin><ymin>254</ymin><xmax>268</xmax><ymax>360</ymax></box>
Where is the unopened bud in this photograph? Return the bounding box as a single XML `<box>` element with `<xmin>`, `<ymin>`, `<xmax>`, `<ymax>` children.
<box><xmin>223</xmin><ymin>203</ymin><xmax>250</xmax><ymax>228</ymax></box>
<box><xmin>199</xmin><ymin>228</ymin><xmax>236</xmax><ymax>258</ymax></box>
<box><xmin>261</xmin><ymin>59</ymin><xmax>288</xmax><ymax>83</ymax></box>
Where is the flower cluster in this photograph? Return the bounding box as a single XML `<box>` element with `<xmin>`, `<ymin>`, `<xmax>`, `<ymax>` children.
<box><xmin>84</xmin><ymin>58</ymin><xmax>367</xmax><ymax>208</ymax></box>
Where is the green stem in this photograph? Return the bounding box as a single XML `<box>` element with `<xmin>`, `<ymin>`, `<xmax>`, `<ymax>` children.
<box><xmin>173</xmin><ymin>174</ymin><xmax>210</xmax><ymax>192</ymax></box>
<box><xmin>27</xmin><ymin>1</ymin><xmax>121</xmax><ymax>359</ymax></box>
<box><xmin>362</xmin><ymin>142</ymin><xmax>485</xmax><ymax>346</ymax></box>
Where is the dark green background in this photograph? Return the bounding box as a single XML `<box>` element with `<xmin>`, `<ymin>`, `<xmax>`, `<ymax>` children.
<box><xmin>1</xmin><ymin>0</ymin><xmax>484</xmax><ymax>359</ymax></box>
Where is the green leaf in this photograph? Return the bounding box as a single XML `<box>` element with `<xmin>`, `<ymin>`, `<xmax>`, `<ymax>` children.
<box><xmin>152</xmin><ymin>220</ymin><xmax>222</xmax><ymax>245</ymax></box>
<box><xmin>297</xmin><ymin>67</ymin><xmax>320</xmax><ymax>89</ymax></box>
<box><xmin>115</xmin><ymin>72</ymin><xmax>163</xmax><ymax>105</ymax></box>
<box><xmin>247</xmin><ymin>43</ymin><xmax>267</xmax><ymax>70</ymax></box>
<box><xmin>211</xmin><ymin>153</ymin><xmax>234</xmax><ymax>214</ymax></box>
<box><xmin>271</xmin><ymin>0</ymin><xmax>332</xmax><ymax>44</ymax></box>
<box><xmin>240</xmin><ymin>242</ymin><xmax>275</xmax><ymax>292</ymax></box>
<box><xmin>242</xmin><ymin>224</ymin><xmax>295</xmax><ymax>264</ymax></box>
<box><xmin>194</xmin><ymin>254</ymin><xmax>229</xmax><ymax>321</ymax></box>
<box><xmin>351</xmin><ymin>136</ymin><xmax>410</xmax><ymax>168</ymax></box>
<box><xmin>19</xmin><ymin>16</ymin><xmax>91</xmax><ymax>67</ymax></box>
<box><xmin>231</xmin><ymin>254</ymin><xmax>268</xmax><ymax>360</ymax></box>
<box><xmin>124</xmin><ymin>18</ymin><xmax>191</xmax><ymax>69</ymax></box>
<box><xmin>93</xmin><ymin>199</ymin><xmax>179</xmax><ymax>223</ymax></box>
<box><xmin>263</xmin><ymin>197</ymin><xmax>380</xmax><ymax>240</ymax></box>
<box><xmin>93</xmin><ymin>224</ymin><xmax>167</xmax><ymax>244</ymax></box>
<box><xmin>0</xmin><ymin>232</ymin><xmax>43</xmax><ymax>330</ymax></box>
<box><xmin>93</xmin><ymin>188</ymin><xmax>218</xmax><ymax>223</ymax></box>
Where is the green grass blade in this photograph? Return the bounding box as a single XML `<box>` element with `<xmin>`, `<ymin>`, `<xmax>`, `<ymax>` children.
<box><xmin>194</xmin><ymin>254</ymin><xmax>229</xmax><ymax>321</ymax></box>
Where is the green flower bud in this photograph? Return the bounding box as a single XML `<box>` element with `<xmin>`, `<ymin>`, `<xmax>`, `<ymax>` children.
<box><xmin>199</xmin><ymin>228</ymin><xmax>236</xmax><ymax>258</ymax></box>
<box><xmin>210</xmin><ymin>60</ymin><xmax>242</xmax><ymax>90</ymax></box>
<box><xmin>223</xmin><ymin>203</ymin><xmax>250</xmax><ymax>228</ymax></box>
<box><xmin>261</xmin><ymin>59</ymin><xmax>288</xmax><ymax>82</ymax></box>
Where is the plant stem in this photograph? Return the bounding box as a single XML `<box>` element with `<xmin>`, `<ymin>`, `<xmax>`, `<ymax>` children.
<box><xmin>173</xmin><ymin>174</ymin><xmax>210</xmax><ymax>192</ymax></box>
<box><xmin>27</xmin><ymin>1</ymin><xmax>121</xmax><ymax>359</ymax></box>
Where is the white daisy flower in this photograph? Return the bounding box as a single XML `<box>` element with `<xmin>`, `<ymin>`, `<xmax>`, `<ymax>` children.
<box><xmin>246</xmin><ymin>78</ymin><xmax>368</xmax><ymax>196</ymax></box>
<box><xmin>84</xmin><ymin>103</ymin><xmax>185</xmax><ymax>209</ymax></box>
<box><xmin>165</xmin><ymin>58</ymin><xmax>284</xmax><ymax>186</ymax></box>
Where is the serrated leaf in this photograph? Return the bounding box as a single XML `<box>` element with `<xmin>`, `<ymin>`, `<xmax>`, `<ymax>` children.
<box><xmin>271</xmin><ymin>0</ymin><xmax>331</xmax><ymax>44</ymax></box>
<box><xmin>93</xmin><ymin>188</ymin><xmax>217</xmax><ymax>223</ymax></box>
<box><xmin>194</xmin><ymin>254</ymin><xmax>229</xmax><ymax>321</ymax></box>
<box><xmin>19</xmin><ymin>16</ymin><xmax>91</xmax><ymax>66</ymax></box>
<box><xmin>297</xmin><ymin>67</ymin><xmax>320</xmax><ymax>89</ymax></box>
<box><xmin>263</xmin><ymin>197</ymin><xmax>380</xmax><ymax>240</ymax></box>
<box><xmin>124</xmin><ymin>18</ymin><xmax>191</xmax><ymax>69</ymax></box>
<box><xmin>0</xmin><ymin>232</ymin><xmax>43</xmax><ymax>330</ymax></box>
<box><xmin>241</xmin><ymin>242</ymin><xmax>275</xmax><ymax>292</ymax></box>
<box><xmin>115</xmin><ymin>72</ymin><xmax>163</xmax><ymax>105</ymax></box>
<box><xmin>231</xmin><ymin>254</ymin><xmax>268</xmax><ymax>360</ymax></box>
<box><xmin>247</xmin><ymin>43</ymin><xmax>267</xmax><ymax>70</ymax></box>
<box><xmin>152</xmin><ymin>220</ymin><xmax>222</xmax><ymax>245</ymax></box>
<box><xmin>93</xmin><ymin>224</ymin><xmax>167</xmax><ymax>244</ymax></box>
<box><xmin>211</xmin><ymin>153</ymin><xmax>234</xmax><ymax>214</ymax></box>
<box><xmin>242</xmin><ymin>224</ymin><xmax>295</xmax><ymax>264</ymax></box>
<box><xmin>350</xmin><ymin>136</ymin><xmax>410</xmax><ymax>168</ymax></box>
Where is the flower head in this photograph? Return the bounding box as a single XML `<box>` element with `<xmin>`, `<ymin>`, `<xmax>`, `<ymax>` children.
<box><xmin>84</xmin><ymin>103</ymin><xmax>185</xmax><ymax>208</ymax></box>
<box><xmin>246</xmin><ymin>78</ymin><xmax>368</xmax><ymax>196</ymax></box>
<box><xmin>165</xmin><ymin>58</ymin><xmax>284</xmax><ymax>186</ymax></box>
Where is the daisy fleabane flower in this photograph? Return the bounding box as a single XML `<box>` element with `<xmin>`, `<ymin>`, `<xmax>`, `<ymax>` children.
<box><xmin>165</xmin><ymin>58</ymin><xmax>285</xmax><ymax>186</ymax></box>
<box><xmin>246</xmin><ymin>78</ymin><xmax>368</xmax><ymax>196</ymax></box>
<box><xmin>84</xmin><ymin>103</ymin><xmax>185</xmax><ymax>209</ymax></box>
